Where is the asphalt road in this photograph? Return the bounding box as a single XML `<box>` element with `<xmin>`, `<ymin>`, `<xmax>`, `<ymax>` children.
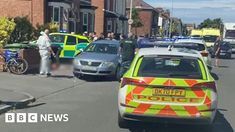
<box><xmin>0</xmin><ymin>56</ymin><xmax>234</xmax><ymax>132</ymax></box>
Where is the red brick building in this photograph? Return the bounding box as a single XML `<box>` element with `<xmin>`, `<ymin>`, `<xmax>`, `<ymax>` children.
<box><xmin>0</xmin><ymin>0</ymin><xmax>80</xmax><ymax>33</ymax></box>
<box><xmin>126</xmin><ymin>0</ymin><xmax>159</xmax><ymax>37</ymax></box>
<box><xmin>92</xmin><ymin>0</ymin><xmax>127</xmax><ymax>36</ymax></box>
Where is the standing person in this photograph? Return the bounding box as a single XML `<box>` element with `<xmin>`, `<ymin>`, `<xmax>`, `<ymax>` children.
<box><xmin>119</xmin><ymin>33</ymin><xmax>138</xmax><ymax>78</ymax></box>
<box><xmin>93</xmin><ymin>32</ymin><xmax>98</xmax><ymax>41</ymax></box>
<box><xmin>83</xmin><ymin>31</ymin><xmax>88</xmax><ymax>37</ymax></box>
<box><xmin>88</xmin><ymin>32</ymin><xmax>94</xmax><ymax>41</ymax></box>
<box><xmin>98</xmin><ymin>33</ymin><xmax>105</xmax><ymax>40</ymax></box>
<box><xmin>37</xmin><ymin>29</ymin><xmax>55</xmax><ymax>77</ymax></box>
<box><xmin>106</xmin><ymin>33</ymin><xmax>111</xmax><ymax>40</ymax></box>
<box><xmin>214</xmin><ymin>36</ymin><xmax>222</xmax><ymax>67</ymax></box>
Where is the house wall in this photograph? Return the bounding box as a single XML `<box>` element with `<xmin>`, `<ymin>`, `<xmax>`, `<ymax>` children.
<box><xmin>92</xmin><ymin>0</ymin><xmax>105</xmax><ymax>35</ymax></box>
<box><xmin>0</xmin><ymin>0</ymin><xmax>45</xmax><ymax>26</ymax></box>
<box><xmin>126</xmin><ymin>10</ymin><xmax>152</xmax><ymax>36</ymax></box>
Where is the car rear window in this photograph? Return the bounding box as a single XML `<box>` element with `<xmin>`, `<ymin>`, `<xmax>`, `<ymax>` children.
<box><xmin>136</xmin><ymin>56</ymin><xmax>203</xmax><ymax>79</ymax></box>
<box><xmin>174</xmin><ymin>43</ymin><xmax>206</xmax><ymax>51</ymax></box>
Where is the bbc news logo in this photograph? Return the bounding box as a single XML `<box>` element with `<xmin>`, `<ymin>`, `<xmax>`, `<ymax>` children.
<box><xmin>5</xmin><ymin>113</ymin><xmax>69</xmax><ymax>123</ymax></box>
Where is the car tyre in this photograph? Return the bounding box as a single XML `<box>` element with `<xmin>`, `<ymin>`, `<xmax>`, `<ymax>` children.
<box><xmin>74</xmin><ymin>73</ymin><xmax>83</xmax><ymax>79</ymax></box>
<box><xmin>227</xmin><ymin>54</ymin><xmax>232</xmax><ymax>59</ymax></box>
<box><xmin>115</xmin><ymin>65</ymin><xmax>121</xmax><ymax>81</ymax></box>
<box><xmin>118</xmin><ymin>112</ymin><xmax>130</xmax><ymax>128</ymax></box>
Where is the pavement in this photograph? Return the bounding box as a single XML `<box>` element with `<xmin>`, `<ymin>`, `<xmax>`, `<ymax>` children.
<box><xmin>0</xmin><ymin>56</ymin><xmax>234</xmax><ymax>132</ymax></box>
<box><xmin>0</xmin><ymin>88</ymin><xmax>35</xmax><ymax>114</ymax></box>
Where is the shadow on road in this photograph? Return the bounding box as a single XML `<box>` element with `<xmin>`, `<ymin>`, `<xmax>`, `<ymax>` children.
<box><xmin>124</xmin><ymin>112</ymin><xmax>233</xmax><ymax>132</ymax></box>
<box><xmin>79</xmin><ymin>75</ymin><xmax>117</xmax><ymax>82</ymax></box>
<box><xmin>51</xmin><ymin>75</ymin><xmax>74</xmax><ymax>79</ymax></box>
<box><xmin>15</xmin><ymin>103</ymin><xmax>46</xmax><ymax>109</ymax></box>
<box><xmin>218</xmin><ymin>65</ymin><xmax>229</xmax><ymax>68</ymax></box>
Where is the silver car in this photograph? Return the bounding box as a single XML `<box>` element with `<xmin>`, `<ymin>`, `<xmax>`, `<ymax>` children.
<box><xmin>73</xmin><ymin>40</ymin><xmax>120</xmax><ymax>78</ymax></box>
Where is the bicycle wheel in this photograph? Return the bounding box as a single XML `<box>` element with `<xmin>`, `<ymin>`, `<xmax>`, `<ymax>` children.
<box><xmin>8</xmin><ymin>58</ymin><xmax>28</xmax><ymax>75</ymax></box>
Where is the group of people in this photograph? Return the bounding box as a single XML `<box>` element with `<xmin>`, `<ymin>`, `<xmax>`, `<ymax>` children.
<box><xmin>36</xmin><ymin>29</ymin><xmax>138</xmax><ymax>77</ymax></box>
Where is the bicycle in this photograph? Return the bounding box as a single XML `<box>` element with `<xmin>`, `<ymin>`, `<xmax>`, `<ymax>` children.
<box><xmin>0</xmin><ymin>50</ymin><xmax>28</xmax><ymax>75</ymax></box>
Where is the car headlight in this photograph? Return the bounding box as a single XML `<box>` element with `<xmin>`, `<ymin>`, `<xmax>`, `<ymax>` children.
<box><xmin>101</xmin><ymin>62</ymin><xmax>114</xmax><ymax>67</ymax></box>
<box><xmin>74</xmin><ymin>59</ymin><xmax>81</xmax><ymax>65</ymax></box>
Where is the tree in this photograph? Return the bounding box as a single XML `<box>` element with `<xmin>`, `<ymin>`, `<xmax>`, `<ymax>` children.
<box><xmin>131</xmin><ymin>8</ymin><xmax>143</xmax><ymax>35</ymax></box>
<box><xmin>9</xmin><ymin>16</ymin><xmax>34</xmax><ymax>43</ymax></box>
<box><xmin>198</xmin><ymin>18</ymin><xmax>223</xmax><ymax>30</ymax></box>
<box><xmin>0</xmin><ymin>17</ymin><xmax>16</xmax><ymax>47</ymax></box>
<box><xmin>34</xmin><ymin>23</ymin><xmax>59</xmax><ymax>39</ymax></box>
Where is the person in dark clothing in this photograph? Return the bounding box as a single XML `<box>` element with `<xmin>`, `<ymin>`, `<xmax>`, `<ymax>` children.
<box><xmin>97</xmin><ymin>33</ymin><xmax>105</xmax><ymax>40</ymax></box>
<box><xmin>119</xmin><ymin>33</ymin><xmax>138</xmax><ymax>79</ymax></box>
<box><xmin>120</xmin><ymin>33</ymin><xmax>138</xmax><ymax>62</ymax></box>
<box><xmin>214</xmin><ymin>36</ymin><xmax>222</xmax><ymax>67</ymax></box>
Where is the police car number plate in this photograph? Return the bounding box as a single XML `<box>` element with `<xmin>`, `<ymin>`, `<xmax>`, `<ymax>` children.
<box><xmin>153</xmin><ymin>88</ymin><xmax>186</xmax><ymax>97</ymax></box>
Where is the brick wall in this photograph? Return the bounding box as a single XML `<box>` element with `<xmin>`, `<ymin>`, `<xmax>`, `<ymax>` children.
<box><xmin>0</xmin><ymin>0</ymin><xmax>45</xmax><ymax>26</ymax></box>
<box><xmin>127</xmin><ymin>10</ymin><xmax>152</xmax><ymax>36</ymax></box>
<box><xmin>92</xmin><ymin>0</ymin><xmax>105</xmax><ymax>35</ymax></box>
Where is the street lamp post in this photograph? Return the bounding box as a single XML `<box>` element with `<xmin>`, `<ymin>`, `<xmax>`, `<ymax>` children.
<box><xmin>128</xmin><ymin>0</ymin><xmax>133</xmax><ymax>33</ymax></box>
<box><xmin>169</xmin><ymin>0</ymin><xmax>173</xmax><ymax>38</ymax></box>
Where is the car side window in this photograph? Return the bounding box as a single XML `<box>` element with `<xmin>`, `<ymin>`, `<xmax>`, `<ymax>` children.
<box><xmin>78</xmin><ymin>39</ymin><xmax>89</xmax><ymax>43</ymax></box>
<box><xmin>66</xmin><ymin>36</ymin><xmax>77</xmax><ymax>45</ymax></box>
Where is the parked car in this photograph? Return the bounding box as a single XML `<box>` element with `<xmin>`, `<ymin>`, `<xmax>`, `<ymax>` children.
<box><xmin>211</xmin><ymin>41</ymin><xmax>232</xmax><ymax>59</ymax></box>
<box><xmin>73</xmin><ymin>40</ymin><xmax>121</xmax><ymax>79</ymax></box>
<box><xmin>49</xmin><ymin>33</ymin><xmax>91</xmax><ymax>59</ymax></box>
<box><xmin>175</xmin><ymin>39</ymin><xmax>212</xmax><ymax>67</ymax></box>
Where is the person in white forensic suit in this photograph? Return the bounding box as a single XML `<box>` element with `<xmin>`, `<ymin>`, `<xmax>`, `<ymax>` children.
<box><xmin>37</xmin><ymin>29</ymin><xmax>55</xmax><ymax>77</ymax></box>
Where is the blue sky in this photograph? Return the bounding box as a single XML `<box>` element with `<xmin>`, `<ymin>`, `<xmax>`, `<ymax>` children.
<box><xmin>144</xmin><ymin>0</ymin><xmax>235</xmax><ymax>24</ymax></box>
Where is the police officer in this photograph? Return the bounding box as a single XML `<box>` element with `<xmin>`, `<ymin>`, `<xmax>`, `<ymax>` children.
<box><xmin>37</xmin><ymin>29</ymin><xmax>55</xmax><ymax>77</ymax></box>
<box><xmin>120</xmin><ymin>33</ymin><xmax>138</xmax><ymax>62</ymax></box>
<box><xmin>214</xmin><ymin>36</ymin><xmax>222</xmax><ymax>67</ymax></box>
<box><xmin>119</xmin><ymin>33</ymin><xmax>138</xmax><ymax>79</ymax></box>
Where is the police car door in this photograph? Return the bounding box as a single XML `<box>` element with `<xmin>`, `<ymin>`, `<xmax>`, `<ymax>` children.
<box><xmin>63</xmin><ymin>35</ymin><xmax>77</xmax><ymax>58</ymax></box>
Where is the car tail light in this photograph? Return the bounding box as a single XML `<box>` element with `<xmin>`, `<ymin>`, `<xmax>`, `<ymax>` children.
<box><xmin>192</xmin><ymin>82</ymin><xmax>217</xmax><ymax>92</ymax></box>
<box><xmin>121</xmin><ymin>78</ymin><xmax>147</xmax><ymax>88</ymax></box>
<box><xmin>200</xmin><ymin>51</ymin><xmax>209</xmax><ymax>57</ymax></box>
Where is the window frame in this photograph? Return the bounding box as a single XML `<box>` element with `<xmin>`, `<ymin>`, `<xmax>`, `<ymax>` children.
<box><xmin>53</xmin><ymin>6</ymin><xmax>60</xmax><ymax>22</ymax></box>
<box><xmin>66</xmin><ymin>35</ymin><xmax>77</xmax><ymax>45</ymax></box>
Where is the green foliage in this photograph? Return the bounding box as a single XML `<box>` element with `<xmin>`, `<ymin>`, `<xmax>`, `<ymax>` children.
<box><xmin>131</xmin><ymin>8</ymin><xmax>143</xmax><ymax>28</ymax></box>
<box><xmin>0</xmin><ymin>17</ymin><xmax>16</xmax><ymax>47</ymax></box>
<box><xmin>169</xmin><ymin>19</ymin><xmax>182</xmax><ymax>36</ymax></box>
<box><xmin>131</xmin><ymin>8</ymin><xmax>143</xmax><ymax>35</ymax></box>
<box><xmin>9</xmin><ymin>16</ymin><xmax>34</xmax><ymax>43</ymax></box>
<box><xmin>34</xmin><ymin>23</ymin><xmax>59</xmax><ymax>38</ymax></box>
<box><xmin>198</xmin><ymin>18</ymin><xmax>223</xmax><ymax>29</ymax></box>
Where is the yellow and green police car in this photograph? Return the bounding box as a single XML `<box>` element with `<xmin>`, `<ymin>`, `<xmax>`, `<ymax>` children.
<box><xmin>50</xmin><ymin>33</ymin><xmax>91</xmax><ymax>58</ymax></box>
<box><xmin>118</xmin><ymin>47</ymin><xmax>218</xmax><ymax>129</ymax></box>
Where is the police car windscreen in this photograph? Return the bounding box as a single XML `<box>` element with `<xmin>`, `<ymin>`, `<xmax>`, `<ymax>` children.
<box><xmin>137</xmin><ymin>57</ymin><xmax>203</xmax><ymax>79</ymax></box>
<box><xmin>84</xmin><ymin>43</ymin><xmax>118</xmax><ymax>54</ymax></box>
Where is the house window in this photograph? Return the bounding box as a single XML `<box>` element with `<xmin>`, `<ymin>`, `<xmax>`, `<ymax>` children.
<box><xmin>106</xmin><ymin>0</ymin><xmax>110</xmax><ymax>10</ymax></box>
<box><xmin>53</xmin><ymin>7</ymin><xmax>60</xmax><ymax>22</ymax></box>
<box><xmin>83</xmin><ymin>13</ymin><xmax>88</xmax><ymax>32</ymax></box>
<box><xmin>107</xmin><ymin>20</ymin><xmax>112</xmax><ymax>32</ymax></box>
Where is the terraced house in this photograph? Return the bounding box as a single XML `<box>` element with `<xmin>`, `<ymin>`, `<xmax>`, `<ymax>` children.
<box><xmin>92</xmin><ymin>0</ymin><xmax>128</xmax><ymax>35</ymax></box>
<box><xmin>0</xmin><ymin>0</ymin><xmax>80</xmax><ymax>33</ymax></box>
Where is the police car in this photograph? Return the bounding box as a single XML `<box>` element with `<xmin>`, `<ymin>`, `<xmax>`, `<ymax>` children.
<box><xmin>118</xmin><ymin>47</ymin><xmax>218</xmax><ymax>128</ymax></box>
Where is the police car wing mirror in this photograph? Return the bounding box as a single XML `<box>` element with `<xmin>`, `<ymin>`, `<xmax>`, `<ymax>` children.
<box><xmin>207</xmin><ymin>65</ymin><xmax>213</xmax><ymax>71</ymax></box>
